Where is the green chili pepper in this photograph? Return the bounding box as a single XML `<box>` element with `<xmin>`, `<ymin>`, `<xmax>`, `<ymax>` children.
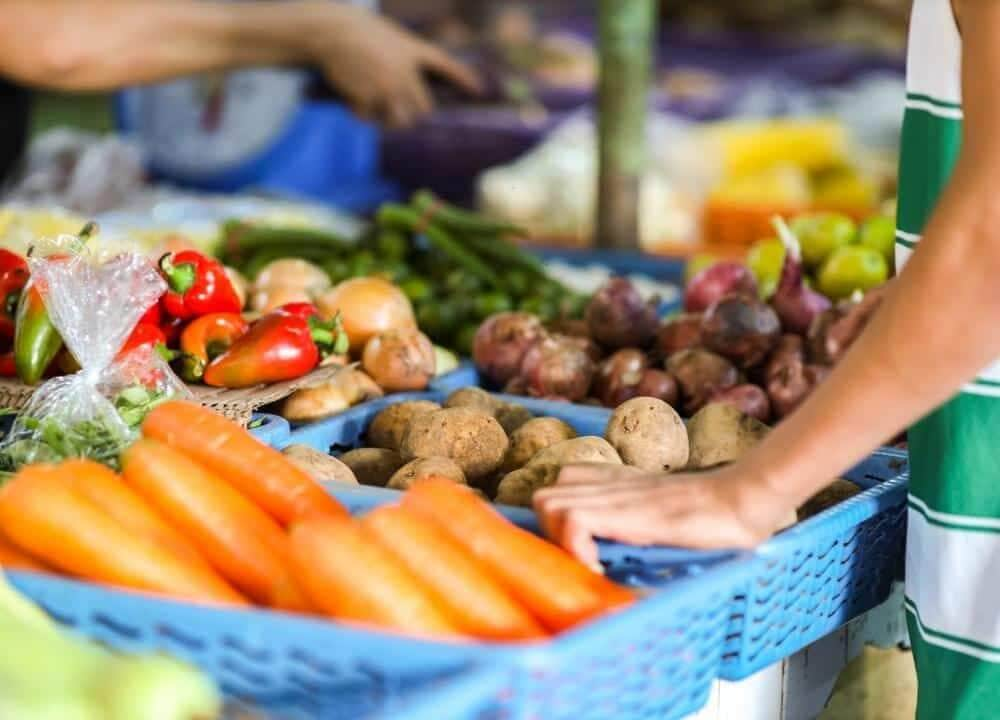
<box><xmin>13</xmin><ymin>282</ymin><xmax>63</xmax><ymax>385</ymax></box>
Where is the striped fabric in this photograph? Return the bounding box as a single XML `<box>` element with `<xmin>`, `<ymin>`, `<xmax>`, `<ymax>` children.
<box><xmin>897</xmin><ymin>1</ymin><xmax>1000</xmax><ymax>717</ymax></box>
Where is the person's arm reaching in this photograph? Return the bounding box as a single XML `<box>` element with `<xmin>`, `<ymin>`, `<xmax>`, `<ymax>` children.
<box><xmin>534</xmin><ymin>0</ymin><xmax>1000</xmax><ymax>565</ymax></box>
<box><xmin>0</xmin><ymin>0</ymin><xmax>478</xmax><ymax>127</ymax></box>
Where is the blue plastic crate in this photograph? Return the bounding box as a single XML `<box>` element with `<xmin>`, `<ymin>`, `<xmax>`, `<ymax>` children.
<box><xmin>428</xmin><ymin>361</ymin><xmax>481</xmax><ymax>396</ymax></box>
<box><xmin>247</xmin><ymin>413</ymin><xmax>290</xmax><ymax>448</ymax></box>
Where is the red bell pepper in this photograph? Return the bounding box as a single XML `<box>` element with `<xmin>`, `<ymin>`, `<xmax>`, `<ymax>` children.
<box><xmin>0</xmin><ymin>264</ymin><xmax>28</xmax><ymax>341</ymax></box>
<box><xmin>137</xmin><ymin>302</ymin><xmax>162</xmax><ymax>328</ymax></box>
<box><xmin>176</xmin><ymin>313</ymin><xmax>248</xmax><ymax>383</ymax></box>
<box><xmin>202</xmin><ymin>311</ymin><xmax>348</xmax><ymax>388</ymax></box>
<box><xmin>158</xmin><ymin>251</ymin><xmax>242</xmax><ymax>320</ymax></box>
<box><xmin>275</xmin><ymin>302</ymin><xmax>319</xmax><ymax>320</ymax></box>
<box><xmin>119</xmin><ymin>323</ymin><xmax>168</xmax><ymax>360</ymax></box>
<box><xmin>0</xmin><ymin>351</ymin><xmax>15</xmax><ymax>377</ymax></box>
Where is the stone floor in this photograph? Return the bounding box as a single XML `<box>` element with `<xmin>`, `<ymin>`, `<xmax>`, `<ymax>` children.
<box><xmin>820</xmin><ymin>647</ymin><xmax>917</xmax><ymax>720</ymax></box>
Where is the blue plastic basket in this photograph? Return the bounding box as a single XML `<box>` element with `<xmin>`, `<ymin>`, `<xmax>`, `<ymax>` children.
<box><xmin>247</xmin><ymin>413</ymin><xmax>291</xmax><ymax>449</ymax></box>
<box><xmin>428</xmin><ymin>361</ymin><xmax>482</xmax><ymax>396</ymax></box>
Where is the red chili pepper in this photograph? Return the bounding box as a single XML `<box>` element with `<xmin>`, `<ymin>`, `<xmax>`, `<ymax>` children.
<box><xmin>138</xmin><ymin>302</ymin><xmax>162</xmax><ymax>328</ymax></box>
<box><xmin>0</xmin><ymin>265</ymin><xmax>28</xmax><ymax>341</ymax></box>
<box><xmin>158</xmin><ymin>251</ymin><xmax>242</xmax><ymax>320</ymax></box>
<box><xmin>0</xmin><ymin>250</ymin><xmax>27</xmax><ymax>276</ymax></box>
<box><xmin>202</xmin><ymin>311</ymin><xmax>348</xmax><ymax>389</ymax></box>
<box><xmin>176</xmin><ymin>313</ymin><xmax>248</xmax><ymax>383</ymax></box>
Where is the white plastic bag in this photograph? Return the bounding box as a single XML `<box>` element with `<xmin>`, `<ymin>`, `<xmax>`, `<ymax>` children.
<box><xmin>0</xmin><ymin>240</ymin><xmax>188</xmax><ymax>471</ymax></box>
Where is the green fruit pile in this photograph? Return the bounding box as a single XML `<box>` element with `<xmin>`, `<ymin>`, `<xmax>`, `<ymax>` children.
<box><xmin>745</xmin><ymin>211</ymin><xmax>893</xmax><ymax>301</ymax></box>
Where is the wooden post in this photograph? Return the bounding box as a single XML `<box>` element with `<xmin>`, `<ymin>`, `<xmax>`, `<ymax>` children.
<box><xmin>595</xmin><ymin>0</ymin><xmax>655</xmax><ymax>250</ymax></box>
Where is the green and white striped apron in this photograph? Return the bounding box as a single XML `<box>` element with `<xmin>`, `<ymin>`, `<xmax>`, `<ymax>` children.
<box><xmin>898</xmin><ymin>1</ymin><xmax>1000</xmax><ymax>717</ymax></box>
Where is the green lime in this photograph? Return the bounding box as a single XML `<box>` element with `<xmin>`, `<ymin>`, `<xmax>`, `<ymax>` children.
<box><xmin>857</xmin><ymin>215</ymin><xmax>896</xmax><ymax>265</ymax></box>
<box><xmin>453</xmin><ymin>324</ymin><xmax>480</xmax><ymax>356</ymax></box>
<box><xmin>790</xmin><ymin>212</ymin><xmax>857</xmax><ymax>269</ymax></box>
<box><xmin>375</xmin><ymin>230</ymin><xmax>409</xmax><ymax>261</ymax></box>
<box><xmin>684</xmin><ymin>254</ymin><xmax>717</xmax><ymax>283</ymax></box>
<box><xmin>817</xmin><ymin>246</ymin><xmax>889</xmax><ymax>299</ymax></box>
<box><xmin>473</xmin><ymin>292</ymin><xmax>513</xmax><ymax>319</ymax></box>
<box><xmin>746</xmin><ymin>237</ymin><xmax>785</xmax><ymax>299</ymax></box>
<box><xmin>400</xmin><ymin>277</ymin><xmax>433</xmax><ymax>304</ymax></box>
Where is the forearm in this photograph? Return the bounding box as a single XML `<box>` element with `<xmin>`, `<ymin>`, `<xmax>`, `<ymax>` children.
<box><xmin>746</xmin><ymin>169</ymin><xmax>1000</xmax><ymax>505</ymax></box>
<box><xmin>1</xmin><ymin>0</ymin><xmax>335</xmax><ymax>91</ymax></box>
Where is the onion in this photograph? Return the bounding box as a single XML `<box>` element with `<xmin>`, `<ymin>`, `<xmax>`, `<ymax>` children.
<box><xmin>592</xmin><ymin>349</ymin><xmax>649</xmax><ymax>407</ymax></box>
<box><xmin>361</xmin><ymin>328</ymin><xmax>436</xmax><ymax>392</ymax></box>
<box><xmin>709</xmin><ymin>384</ymin><xmax>771</xmax><ymax>423</ymax></box>
<box><xmin>700</xmin><ymin>295</ymin><xmax>781</xmax><ymax>369</ymax></box>
<box><xmin>518</xmin><ymin>335</ymin><xmax>595</xmax><ymax>402</ymax></box>
<box><xmin>224</xmin><ymin>266</ymin><xmax>248</xmax><ymax>310</ymax></box>
<box><xmin>770</xmin><ymin>217</ymin><xmax>832</xmax><ymax>334</ymax></box>
<box><xmin>254</xmin><ymin>258</ymin><xmax>330</xmax><ymax>293</ymax></box>
<box><xmin>472</xmin><ymin>312</ymin><xmax>546</xmax><ymax>386</ymax></box>
<box><xmin>655</xmin><ymin>313</ymin><xmax>702</xmax><ymax>359</ymax></box>
<box><xmin>665</xmin><ymin>348</ymin><xmax>740</xmax><ymax>415</ymax></box>
<box><xmin>684</xmin><ymin>262</ymin><xmax>757</xmax><ymax>313</ymax></box>
<box><xmin>250</xmin><ymin>284</ymin><xmax>312</xmax><ymax>314</ymax></box>
<box><xmin>635</xmin><ymin>369</ymin><xmax>679</xmax><ymax>407</ymax></box>
<box><xmin>585</xmin><ymin>277</ymin><xmax>660</xmax><ymax>350</ymax></box>
<box><xmin>806</xmin><ymin>284</ymin><xmax>888</xmax><ymax>365</ymax></box>
<box><xmin>317</xmin><ymin>278</ymin><xmax>416</xmax><ymax>355</ymax></box>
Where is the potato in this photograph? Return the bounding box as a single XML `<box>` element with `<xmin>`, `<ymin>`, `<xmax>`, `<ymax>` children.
<box><xmin>494</xmin><ymin>403</ymin><xmax>534</xmax><ymax>435</ymax></box>
<box><xmin>281</xmin><ymin>369</ymin><xmax>384</xmax><ymax>423</ymax></box>
<box><xmin>388</xmin><ymin>457</ymin><xmax>466</xmax><ymax>491</ymax></box>
<box><xmin>503</xmin><ymin>417</ymin><xmax>578</xmax><ymax>473</ymax></box>
<box><xmin>605</xmin><ymin>397</ymin><xmax>689</xmax><ymax>472</ymax></box>
<box><xmin>367</xmin><ymin>400</ymin><xmax>441</xmax><ymax>451</ymax></box>
<box><xmin>495</xmin><ymin>464</ymin><xmax>560</xmax><ymax>506</ymax></box>
<box><xmin>401</xmin><ymin>408</ymin><xmax>509</xmax><ymax>480</ymax></box>
<box><xmin>798</xmin><ymin>479</ymin><xmax>861</xmax><ymax>520</ymax></box>
<box><xmin>686</xmin><ymin>402</ymin><xmax>769</xmax><ymax>470</ymax></box>
<box><xmin>339</xmin><ymin>448</ymin><xmax>405</xmax><ymax>487</ymax></box>
<box><xmin>282</xmin><ymin>445</ymin><xmax>357</xmax><ymax>484</ymax></box>
<box><xmin>443</xmin><ymin>387</ymin><xmax>504</xmax><ymax>414</ymax></box>
<box><xmin>528</xmin><ymin>436</ymin><xmax>622</xmax><ymax>468</ymax></box>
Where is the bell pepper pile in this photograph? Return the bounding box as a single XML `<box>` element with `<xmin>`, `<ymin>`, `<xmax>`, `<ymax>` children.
<box><xmin>0</xmin><ymin>245</ymin><xmax>348</xmax><ymax>390</ymax></box>
<box><xmin>0</xmin><ymin>401</ymin><xmax>633</xmax><ymax>640</ymax></box>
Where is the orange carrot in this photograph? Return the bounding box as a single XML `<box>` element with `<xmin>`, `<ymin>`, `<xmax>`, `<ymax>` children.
<box><xmin>363</xmin><ymin>505</ymin><xmax>546</xmax><ymax>640</ymax></box>
<box><xmin>402</xmin><ymin>478</ymin><xmax>634</xmax><ymax>632</ymax></box>
<box><xmin>289</xmin><ymin>514</ymin><xmax>461</xmax><ymax>638</ymax></box>
<box><xmin>0</xmin><ymin>465</ymin><xmax>247</xmax><ymax>606</ymax></box>
<box><xmin>57</xmin><ymin>459</ymin><xmax>210</xmax><ymax>572</ymax></box>
<box><xmin>121</xmin><ymin>438</ymin><xmax>309</xmax><ymax>612</ymax></box>
<box><xmin>0</xmin><ymin>531</ymin><xmax>51</xmax><ymax>573</ymax></box>
<box><xmin>141</xmin><ymin>401</ymin><xmax>347</xmax><ymax>525</ymax></box>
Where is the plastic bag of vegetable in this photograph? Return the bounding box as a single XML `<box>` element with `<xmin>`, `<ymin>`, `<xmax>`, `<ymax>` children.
<box><xmin>0</xmin><ymin>243</ymin><xmax>188</xmax><ymax>471</ymax></box>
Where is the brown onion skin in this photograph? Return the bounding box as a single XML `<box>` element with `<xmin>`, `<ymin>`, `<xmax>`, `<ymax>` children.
<box><xmin>561</xmin><ymin>334</ymin><xmax>604</xmax><ymax>364</ymax></box>
<box><xmin>709</xmin><ymin>384</ymin><xmax>771</xmax><ymax>423</ymax></box>
<box><xmin>806</xmin><ymin>284</ymin><xmax>889</xmax><ymax>365</ymax></box>
<box><xmin>473</xmin><ymin>312</ymin><xmax>546</xmax><ymax>386</ymax></box>
<box><xmin>684</xmin><ymin>262</ymin><xmax>758</xmax><ymax>313</ymax></box>
<box><xmin>592</xmin><ymin>349</ymin><xmax>649</xmax><ymax>407</ymax></box>
<box><xmin>361</xmin><ymin>328</ymin><xmax>436</xmax><ymax>392</ymax></box>
<box><xmin>635</xmin><ymin>369</ymin><xmax>680</xmax><ymax>408</ymax></box>
<box><xmin>585</xmin><ymin>277</ymin><xmax>660</xmax><ymax>350</ymax></box>
<box><xmin>518</xmin><ymin>335</ymin><xmax>596</xmax><ymax>402</ymax></box>
<box><xmin>655</xmin><ymin>313</ymin><xmax>703</xmax><ymax>360</ymax></box>
<box><xmin>665</xmin><ymin>348</ymin><xmax>740</xmax><ymax>415</ymax></box>
<box><xmin>700</xmin><ymin>295</ymin><xmax>781</xmax><ymax>369</ymax></box>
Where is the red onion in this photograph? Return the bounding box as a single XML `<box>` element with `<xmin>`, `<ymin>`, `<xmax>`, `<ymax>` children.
<box><xmin>655</xmin><ymin>313</ymin><xmax>703</xmax><ymax>359</ymax></box>
<box><xmin>684</xmin><ymin>262</ymin><xmax>758</xmax><ymax>313</ymax></box>
<box><xmin>472</xmin><ymin>312</ymin><xmax>545</xmax><ymax>385</ymax></box>
<box><xmin>806</xmin><ymin>284</ymin><xmax>889</xmax><ymax>365</ymax></box>
<box><xmin>709</xmin><ymin>384</ymin><xmax>771</xmax><ymax>423</ymax></box>
<box><xmin>665</xmin><ymin>348</ymin><xmax>740</xmax><ymax>415</ymax></box>
<box><xmin>592</xmin><ymin>349</ymin><xmax>649</xmax><ymax>407</ymax></box>
<box><xmin>700</xmin><ymin>295</ymin><xmax>781</xmax><ymax>369</ymax></box>
<box><xmin>585</xmin><ymin>277</ymin><xmax>660</xmax><ymax>350</ymax></box>
<box><xmin>770</xmin><ymin>217</ymin><xmax>832</xmax><ymax>334</ymax></box>
<box><xmin>636</xmin><ymin>369</ymin><xmax>680</xmax><ymax>408</ymax></box>
<box><xmin>518</xmin><ymin>335</ymin><xmax>595</xmax><ymax>402</ymax></box>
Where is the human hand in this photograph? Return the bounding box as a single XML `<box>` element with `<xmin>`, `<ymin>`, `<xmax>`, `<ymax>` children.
<box><xmin>533</xmin><ymin>463</ymin><xmax>797</xmax><ymax>567</ymax></box>
<box><xmin>310</xmin><ymin>5</ymin><xmax>480</xmax><ymax>127</ymax></box>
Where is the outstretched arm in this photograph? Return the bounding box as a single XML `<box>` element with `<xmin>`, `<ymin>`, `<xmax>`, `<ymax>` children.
<box><xmin>535</xmin><ymin>0</ymin><xmax>1000</xmax><ymax>563</ymax></box>
<box><xmin>0</xmin><ymin>0</ymin><xmax>477</xmax><ymax>126</ymax></box>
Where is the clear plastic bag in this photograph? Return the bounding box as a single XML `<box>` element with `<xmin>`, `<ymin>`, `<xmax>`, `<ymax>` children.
<box><xmin>0</xmin><ymin>242</ymin><xmax>189</xmax><ymax>471</ymax></box>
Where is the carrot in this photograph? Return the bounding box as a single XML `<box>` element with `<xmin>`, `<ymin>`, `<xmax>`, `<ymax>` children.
<box><xmin>0</xmin><ymin>531</ymin><xmax>51</xmax><ymax>573</ymax></box>
<box><xmin>141</xmin><ymin>401</ymin><xmax>347</xmax><ymax>525</ymax></box>
<box><xmin>0</xmin><ymin>465</ymin><xmax>247</xmax><ymax>606</ymax></box>
<box><xmin>121</xmin><ymin>439</ymin><xmax>309</xmax><ymax>612</ymax></box>
<box><xmin>362</xmin><ymin>505</ymin><xmax>546</xmax><ymax>641</ymax></box>
<box><xmin>289</xmin><ymin>514</ymin><xmax>461</xmax><ymax>638</ymax></box>
<box><xmin>402</xmin><ymin>478</ymin><xmax>634</xmax><ymax>632</ymax></box>
<box><xmin>57</xmin><ymin>459</ymin><xmax>210</xmax><ymax>572</ymax></box>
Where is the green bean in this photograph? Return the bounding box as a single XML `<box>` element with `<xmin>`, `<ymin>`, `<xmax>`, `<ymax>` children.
<box><xmin>410</xmin><ymin>190</ymin><xmax>524</xmax><ymax>236</ymax></box>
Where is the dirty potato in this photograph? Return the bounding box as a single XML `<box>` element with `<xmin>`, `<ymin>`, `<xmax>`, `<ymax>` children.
<box><xmin>400</xmin><ymin>408</ymin><xmax>509</xmax><ymax>480</ymax></box>
<box><xmin>366</xmin><ymin>400</ymin><xmax>441</xmax><ymax>451</ymax></box>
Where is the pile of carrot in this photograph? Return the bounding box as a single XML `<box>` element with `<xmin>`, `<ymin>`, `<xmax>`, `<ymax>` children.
<box><xmin>0</xmin><ymin>402</ymin><xmax>633</xmax><ymax>641</ymax></box>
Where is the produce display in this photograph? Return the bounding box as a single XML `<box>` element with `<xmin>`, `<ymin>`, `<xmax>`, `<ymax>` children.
<box><xmin>0</xmin><ymin>400</ymin><xmax>633</xmax><ymax>640</ymax></box>
<box><xmin>472</xmin><ymin>213</ymin><xmax>891</xmax><ymax>422</ymax></box>
<box><xmin>217</xmin><ymin>191</ymin><xmax>586</xmax><ymax>356</ymax></box>
<box><xmin>321</xmin><ymin>387</ymin><xmax>860</xmax><ymax>515</ymax></box>
<box><xmin>0</xmin><ymin>569</ymin><xmax>220</xmax><ymax>720</ymax></box>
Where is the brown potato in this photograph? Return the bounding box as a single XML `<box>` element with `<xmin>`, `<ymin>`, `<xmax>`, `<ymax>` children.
<box><xmin>494</xmin><ymin>403</ymin><xmax>534</xmax><ymax>435</ymax></box>
<box><xmin>528</xmin><ymin>436</ymin><xmax>622</xmax><ymax>468</ymax></box>
<box><xmin>339</xmin><ymin>448</ymin><xmax>405</xmax><ymax>487</ymax></box>
<box><xmin>367</xmin><ymin>400</ymin><xmax>441</xmax><ymax>451</ymax></box>
<box><xmin>443</xmin><ymin>387</ymin><xmax>505</xmax><ymax>414</ymax></box>
<box><xmin>798</xmin><ymin>479</ymin><xmax>861</xmax><ymax>520</ymax></box>
<box><xmin>605</xmin><ymin>397</ymin><xmax>689</xmax><ymax>472</ymax></box>
<box><xmin>502</xmin><ymin>417</ymin><xmax>578</xmax><ymax>473</ymax></box>
<box><xmin>401</xmin><ymin>408</ymin><xmax>509</xmax><ymax>480</ymax></box>
<box><xmin>281</xmin><ymin>369</ymin><xmax>384</xmax><ymax>423</ymax></box>
<box><xmin>495</xmin><ymin>464</ymin><xmax>560</xmax><ymax>507</ymax></box>
<box><xmin>388</xmin><ymin>457</ymin><xmax>466</xmax><ymax>491</ymax></box>
<box><xmin>686</xmin><ymin>402</ymin><xmax>769</xmax><ymax>470</ymax></box>
<box><xmin>282</xmin><ymin>445</ymin><xmax>357</xmax><ymax>484</ymax></box>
